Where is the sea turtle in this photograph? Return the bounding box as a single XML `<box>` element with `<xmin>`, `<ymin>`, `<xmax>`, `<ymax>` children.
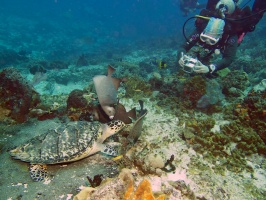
<box><xmin>10</xmin><ymin>120</ymin><xmax>125</xmax><ymax>181</ymax></box>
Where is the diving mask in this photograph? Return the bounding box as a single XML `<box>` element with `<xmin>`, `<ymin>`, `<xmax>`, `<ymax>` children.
<box><xmin>200</xmin><ymin>17</ymin><xmax>225</xmax><ymax>45</ymax></box>
<box><xmin>200</xmin><ymin>34</ymin><xmax>220</xmax><ymax>45</ymax></box>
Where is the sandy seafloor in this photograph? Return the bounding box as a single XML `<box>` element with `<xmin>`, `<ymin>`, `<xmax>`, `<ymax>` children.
<box><xmin>0</xmin><ymin>95</ymin><xmax>266</xmax><ymax>200</ymax></box>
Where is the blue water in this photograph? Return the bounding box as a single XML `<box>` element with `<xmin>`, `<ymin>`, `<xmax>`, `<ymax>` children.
<box><xmin>0</xmin><ymin>0</ymin><xmax>187</xmax><ymax>61</ymax></box>
<box><xmin>0</xmin><ymin>0</ymin><xmax>259</xmax><ymax>62</ymax></box>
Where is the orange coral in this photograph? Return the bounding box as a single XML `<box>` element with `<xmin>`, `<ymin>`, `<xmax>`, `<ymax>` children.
<box><xmin>124</xmin><ymin>179</ymin><xmax>165</xmax><ymax>200</ymax></box>
<box><xmin>124</xmin><ymin>179</ymin><xmax>134</xmax><ymax>200</ymax></box>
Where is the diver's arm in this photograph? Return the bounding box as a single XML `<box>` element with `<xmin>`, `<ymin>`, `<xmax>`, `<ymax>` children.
<box><xmin>214</xmin><ymin>35</ymin><xmax>238</xmax><ymax>72</ymax></box>
<box><xmin>177</xmin><ymin>29</ymin><xmax>200</xmax><ymax>59</ymax></box>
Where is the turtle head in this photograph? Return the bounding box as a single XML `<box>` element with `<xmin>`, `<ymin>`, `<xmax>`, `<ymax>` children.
<box><xmin>98</xmin><ymin>120</ymin><xmax>126</xmax><ymax>143</ymax></box>
<box><xmin>106</xmin><ymin>120</ymin><xmax>126</xmax><ymax>133</ymax></box>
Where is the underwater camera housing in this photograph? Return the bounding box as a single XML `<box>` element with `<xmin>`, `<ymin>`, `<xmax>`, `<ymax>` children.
<box><xmin>181</xmin><ymin>53</ymin><xmax>198</xmax><ymax>73</ymax></box>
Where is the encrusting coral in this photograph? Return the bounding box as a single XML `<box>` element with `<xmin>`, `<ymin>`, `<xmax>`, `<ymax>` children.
<box><xmin>73</xmin><ymin>168</ymin><xmax>166</xmax><ymax>200</ymax></box>
<box><xmin>124</xmin><ymin>179</ymin><xmax>165</xmax><ymax>200</ymax></box>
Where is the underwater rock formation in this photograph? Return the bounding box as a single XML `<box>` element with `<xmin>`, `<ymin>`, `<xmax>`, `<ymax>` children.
<box><xmin>67</xmin><ymin>89</ymin><xmax>91</xmax><ymax>110</ymax></box>
<box><xmin>48</xmin><ymin>60</ymin><xmax>68</xmax><ymax>70</ymax></box>
<box><xmin>53</xmin><ymin>71</ymin><xmax>71</xmax><ymax>85</ymax></box>
<box><xmin>253</xmin><ymin>79</ymin><xmax>266</xmax><ymax>92</ymax></box>
<box><xmin>242</xmin><ymin>88</ymin><xmax>266</xmax><ymax>144</ymax></box>
<box><xmin>29</xmin><ymin>94</ymin><xmax>67</xmax><ymax>121</ymax></box>
<box><xmin>197</xmin><ymin>79</ymin><xmax>225</xmax><ymax>108</ymax></box>
<box><xmin>182</xmin><ymin>76</ymin><xmax>206</xmax><ymax>108</ymax></box>
<box><xmin>184</xmin><ymin>115</ymin><xmax>266</xmax><ymax>173</ymax></box>
<box><xmin>221</xmin><ymin>70</ymin><xmax>250</xmax><ymax>97</ymax></box>
<box><xmin>0</xmin><ymin>48</ymin><xmax>29</xmax><ymax>68</ymax></box>
<box><xmin>28</xmin><ymin>61</ymin><xmax>47</xmax><ymax>75</ymax></box>
<box><xmin>124</xmin><ymin>178</ymin><xmax>165</xmax><ymax>200</ymax></box>
<box><xmin>67</xmin><ymin>89</ymin><xmax>95</xmax><ymax>121</ymax></box>
<box><xmin>74</xmin><ymin>168</ymin><xmax>165</xmax><ymax>200</ymax></box>
<box><xmin>76</xmin><ymin>54</ymin><xmax>89</xmax><ymax>66</ymax></box>
<box><xmin>0</xmin><ymin>67</ymin><xmax>40</xmax><ymax>123</ymax></box>
<box><xmin>124</xmin><ymin>76</ymin><xmax>152</xmax><ymax>98</ymax></box>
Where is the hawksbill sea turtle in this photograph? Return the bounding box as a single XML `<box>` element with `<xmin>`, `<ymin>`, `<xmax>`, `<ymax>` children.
<box><xmin>10</xmin><ymin>120</ymin><xmax>125</xmax><ymax>181</ymax></box>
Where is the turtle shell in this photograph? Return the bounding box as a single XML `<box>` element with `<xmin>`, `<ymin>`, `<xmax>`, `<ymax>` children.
<box><xmin>10</xmin><ymin>121</ymin><xmax>101</xmax><ymax>164</ymax></box>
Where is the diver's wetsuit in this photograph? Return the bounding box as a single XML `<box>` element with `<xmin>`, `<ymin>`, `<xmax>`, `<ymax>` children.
<box><xmin>178</xmin><ymin>29</ymin><xmax>238</xmax><ymax>73</ymax></box>
<box><xmin>178</xmin><ymin>0</ymin><xmax>266</xmax><ymax>74</ymax></box>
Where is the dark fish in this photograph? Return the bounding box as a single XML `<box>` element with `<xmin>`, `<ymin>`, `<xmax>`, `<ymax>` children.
<box><xmin>127</xmin><ymin>100</ymin><xmax>148</xmax><ymax>144</ymax></box>
<box><xmin>113</xmin><ymin>103</ymin><xmax>137</xmax><ymax>124</ymax></box>
<box><xmin>92</xmin><ymin>104</ymin><xmax>113</xmax><ymax>123</ymax></box>
<box><xmin>93</xmin><ymin>102</ymin><xmax>137</xmax><ymax>124</ymax></box>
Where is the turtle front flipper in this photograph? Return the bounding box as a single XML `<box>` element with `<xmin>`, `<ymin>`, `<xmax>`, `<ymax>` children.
<box><xmin>101</xmin><ymin>143</ymin><xmax>118</xmax><ymax>156</ymax></box>
<box><xmin>30</xmin><ymin>164</ymin><xmax>48</xmax><ymax>182</ymax></box>
<box><xmin>93</xmin><ymin>142</ymin><xmax>119</xmax><ymax>156</ymax></box>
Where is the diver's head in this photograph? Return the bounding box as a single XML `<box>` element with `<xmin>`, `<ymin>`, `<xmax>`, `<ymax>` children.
<box><xmin>216</xmin><ymin>0</ymin><xmax>236</xmax><ymax>17</ymax></box>
<box><xmin>200</xmin><ymin>17</ymin><xmax>225</xmax><ymax>45</ymax></box>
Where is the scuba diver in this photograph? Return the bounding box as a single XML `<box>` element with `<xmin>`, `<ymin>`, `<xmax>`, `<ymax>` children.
<box><xmin>180</xmin><ymin>0</ymin><xmax>206</xmax><ymax>16</ymax></box>
<box><xmin>178</xmin><ymin>0</ymin><xmax>266</xmax><ymax>77</ymax></box>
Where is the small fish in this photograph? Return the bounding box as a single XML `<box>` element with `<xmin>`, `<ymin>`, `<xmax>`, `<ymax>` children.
<box><xmin>112</xmin><ymin>155</ymin><xmax>123</xmax><ymax>161</ymax></box>
<box><xmin>150</xmin><ymin>57</ymin><xmax>167</xmax><ymax>69</ymax></box>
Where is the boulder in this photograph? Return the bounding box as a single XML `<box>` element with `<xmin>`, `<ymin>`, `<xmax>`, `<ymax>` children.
<box><xmin>0</xmin><ymin>67</ymin><xmax>40</xmax><ymax>123</ymax></box>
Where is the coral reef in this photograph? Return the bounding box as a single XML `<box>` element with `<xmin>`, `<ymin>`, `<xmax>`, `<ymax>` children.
<box><xmin>242</xmin><ymin>89</ymin><xmax>266</xmax><ymax>144</ymax></box>
<box><xmin>29</xmin><ymin>94</ymin><xmax>68</xmax><ymax>120</ymax></box>
<box><xmin>0</xmin><ymin>67</ymin><xmax>40</xmax><ymax>123</ymax></box>
<box><xmin>28</xmin><ymin>61</ymin><xmax>48</xmax><ymax>75</ymax></box>
<box><xmin>196</xmin><ymin>79</ymin><xmax>225</xmax><ymax>109</ymax></box>
<box><xmin>73</xmin><ymin>187</ymin><xmax>96</xmax><ymax>200</ymax></box>
<box><xmin>124</xmin><ymin>76</ymin><xmax>152</xmax><ymax>99</ymax></box>
<box><xmin>182</xmin><ymin>76</ymin><xmax>206</xmax><ymax>109</ymax></box>
<box><xmin>183</xmin><ymin>116</ymin><xmax>266</xmax><ymax>173</ymax></box>
<box><xmin>67</xmin><ymin>89</ymin><xmax>92</xmax><ymax>110</ymax></box>
<box><xmin>0</xmin><ymin>4</ymin><xmax>265</xmax><ymax>200</ymax></box>
<box><xmin>0</xmin><ymin>47</ymin><xmax>29</xmax><ymax>68</ymax></box>
<box><xmin>73</xmin><ymin>168</ymin><xmax>132</xmax><ymax>199</ymax></box>
<box><xmin>48</xmin><ymin>60</ymin><xmax>69</xmax><ymax>70</ymax></box>
<box><xmin>221</xmin><ymin>70</ymin><xmax>250</xmax><ymax>98</ymax></box>
<box><xmin>124</xmin><ymin>178</ymin><xmax>165</xmax><ymax>200</ymax></box>
<box><xmin>74</xmin><ymin>168</ymin><xmax>165</xmax><ymax>200</ymax></box>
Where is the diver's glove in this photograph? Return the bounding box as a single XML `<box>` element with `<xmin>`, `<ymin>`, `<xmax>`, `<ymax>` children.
<box><xmin>194</xmin><ymin>61</ymin><xmax>216</xmax><ymax>74</ymax></box>
<box><xmin>178</xmin><ymin>52</ymin><xmax>186</xmax><ymax>68</ymax></box>
<box><xmin>178</xmin><ymin>52</ymin><xmax>194</xmax><ymax>67</ymax></box>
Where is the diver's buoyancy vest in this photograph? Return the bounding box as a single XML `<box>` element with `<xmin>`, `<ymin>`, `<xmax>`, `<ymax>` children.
<box><xmin>195</xmin><ymin>7</ymin><xmax>259</xmax><ymax>37</ymax></box>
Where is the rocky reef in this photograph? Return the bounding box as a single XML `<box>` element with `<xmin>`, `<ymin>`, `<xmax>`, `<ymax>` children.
<box><xmin>0</xmin><ymin>67</ymin><xmax>40</xmax><ymax>123</ymax></box>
